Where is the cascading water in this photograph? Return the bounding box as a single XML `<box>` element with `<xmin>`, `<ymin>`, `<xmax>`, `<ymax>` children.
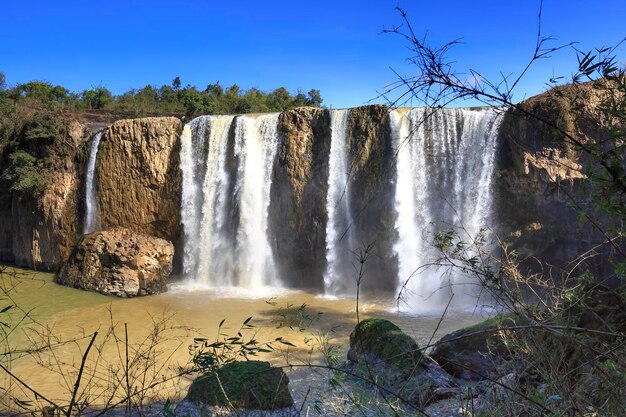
<box><xmin>391</xmin><ymin>107</ymin><xmax>502</xmax><ymax>311</ymax></box>
<box><xmin>233</xmin><ymin>114</ymin><xmax>280</xmax><ymax>288</ymax></box>
<box><xmin>84</xmin><ymin>131</ymin><xmax>103</xmax><ymax>234</ymax></box>
<box><xmin>178</xmin><ymin>106</ymin><xmax>502</xmax><ymax>305</ymax></box>
<box><xmin>323</xmin><ymin>109</ymin><xmax>357</xmax><ymax>296</ymax></box>
<box><xmin>180</xmin><ymin>114</ymin><xmax>280</xmax><ymax>289</ymax></box>
<box><xmin>180</xmin><ymin>115</ymin><xmax>235</xmax><ymax>283</ymax></box>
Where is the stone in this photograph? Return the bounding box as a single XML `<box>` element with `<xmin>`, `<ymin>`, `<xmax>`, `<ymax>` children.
<box><xmin>495</xmin><ymin>80</ymin><xmax>622</xmax><ymax>277</ymax></box>
<box><xmin>348</xmin><ymin>318</ymin><xmax>423</xmax><ymax>372</ymax></box>
<box><xmin>0</xmin><ymin>120</ymin><xmax>99</xmax><ymax>270</ymax></box>
<box><xmin>58</xmin><ymin>227</ymin><xmax>174</xmax><ymax>297</ymax></box>
<box><xmin>347</xmin><ymin>318</ymin><xmax>456</xmax><ymax>407</ymax></box>
<box><xmin>430</xmin><ymin>313</ymin><xmax>517</xmax><ymax>381</ymax></box>
<box><xmin>186</xmin><ymin>360</ymin><xmax>293</xmax><ymax>410</ymax></box>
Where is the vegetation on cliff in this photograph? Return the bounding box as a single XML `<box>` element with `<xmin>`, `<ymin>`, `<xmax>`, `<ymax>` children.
<box><xmin>0</xmin><ymin>72</ymin><xmax>322</xmax><ymax>200</ymax></box>
<box><xmin>0</xmin><ymin>74</ymin><xmax>322</xmax><ymax>119</ymax></box>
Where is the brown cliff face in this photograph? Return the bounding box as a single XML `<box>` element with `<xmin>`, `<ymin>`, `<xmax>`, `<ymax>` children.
<box><xmin>496</xmin><ymin>81</ymin><xmax>620</xmax><ymax>275</ymax></box>
<box><xmin>95</xmin><ymin>117</ymin><xmax>182</xmax><ymax>243</ymax></box>
<box><xmin>346</xmin><ymin>105</ymin><xmax>397</xmax><ymax>291</ymax></box>
<box><xmin>270</xmin><ymin>107</ymin><xmax>331</xmax><ymax>289</ymax></box>
<box><xmin>0</xmin><ymin>120</ymin><xmax>92</xmax><ymax>270</ymax></box>
<box><xmin>269</xmin><ymin>105</ymin><xmax>398</xmax><ymax>291</ymax></box>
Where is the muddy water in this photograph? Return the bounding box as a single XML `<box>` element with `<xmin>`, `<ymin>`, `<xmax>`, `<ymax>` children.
<box><xmin>1</xmin><ymin>267</ymin><xmax>488</xmax><ymax>412</ymax></box>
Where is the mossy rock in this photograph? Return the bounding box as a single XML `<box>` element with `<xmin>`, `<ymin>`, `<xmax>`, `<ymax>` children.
<box><xmin>430</xmin><ymin>313</ymin><xmax>517</xmax><ymax>381</ymax></box>
<box><xmin>348</xmin><ymin>318</ymin><xmax>423</xmax><ymax>373</ymax></box>
<box><xmin>347</xmin><ymin>318</ymin><xmax>457</xmax><ymax>407</ymax></box>
<box><xmin>186</xmin><ymin>360</ymin><xmax>293</xmax><ymax>410</ymax></box>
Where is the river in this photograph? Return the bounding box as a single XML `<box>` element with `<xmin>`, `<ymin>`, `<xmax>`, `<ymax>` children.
<box><xmin>1</xmin><ymin>267</ymin><xmax>487</xmax><ymax>414</ymax></box>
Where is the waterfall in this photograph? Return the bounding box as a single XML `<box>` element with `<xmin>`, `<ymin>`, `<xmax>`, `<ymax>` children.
<box><xmin>180</xmin><ymin>114</ymin><xmax>280</xmax><ymax>289</ymax></box>
<box><xmin>178</xmin><ymin>106</ymin><xmax>502</xmax><ymax>302</ymax></box>
<box><xmin>391</xmin><ymin>108</ymin><xmax>502</xmax><ymax>311</ymax></box>
<box><xmin>84</xmin><ymin>131</ymin><xmax>103</xmax><ymax>234</ymax></box>
<box><xmin>233</xmin><ymin>114</ymin><xmax>280</xmax><ymax>288</ymax></box>
<box><xmin>323</xmin><ymin>109</ymin><xmax>357</xmax><ymax>296</ymax></box>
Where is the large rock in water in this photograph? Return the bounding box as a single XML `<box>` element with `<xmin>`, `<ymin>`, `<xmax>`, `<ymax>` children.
<box><xmin>187</xmin><ymin>361</ymin><xmax>293</xmax><ymax>410</ymax></box>
<box><xmin>95</xmin><ymin>117</ymin><xmax>182</xmax><ymax>242</ymax></box>
<box><xmin>430</xmin><ymin>313</ymin><xmax>517</xmax><ymax>381</ymax></box>
<box><xmin>58</xmin><ymin>227</ymin><xmax>174</xmax><ymax>297</ymax></box>
<box><xmin>347</xmin><ymin>318</ymin><xmax>457</xmax><ymax>407</ymax></box>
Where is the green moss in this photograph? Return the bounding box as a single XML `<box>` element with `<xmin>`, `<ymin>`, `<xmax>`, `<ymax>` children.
<box><xmin>186</xmin><ymin>360</ymin><xmax>293</xmax><ymax>410</ymax></box>
<box><xmin>350</xmin><ymin>318</ymin><xmax>422</xmax><ymax>371</ymax></box>
<box><xmin>458</xmin><ymin>312</ymin><xmax>516</xmax><ymax>335</ymax></box>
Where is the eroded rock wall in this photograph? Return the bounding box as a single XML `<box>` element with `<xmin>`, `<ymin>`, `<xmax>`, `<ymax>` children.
<box><xmin>346</xmin><ymin>105</ymin><xmax>398</xmax><ymax>291</ymax></box>
<box><xmin>0</xmin><ymin>121</ymin><xmax>94</xmax><ymax>270</ymax></box>
<box><xmin>95</xmin><ymin>117</ymin><xmax>182</xmax><ymax>243</ymax></box>
<box><xmin>270</xmin><ymin>107</ymin><xmax>331</xmax><ymax>289</ymax></box>
<box><xmin>495</xmin><ymin>81</ymin><xmax>619</xmax><ymax>277</ymax></box>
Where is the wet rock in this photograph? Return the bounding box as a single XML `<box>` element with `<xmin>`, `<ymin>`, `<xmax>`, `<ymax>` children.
<box><xmin>96</xmin><ymin>117</ymin><xmax>182</xmax><ymax>242</ymax></box>
<box><xmin>270</xmin><ymin>107</ymin><xmax>331</xmax><ymax>289</ymax></box>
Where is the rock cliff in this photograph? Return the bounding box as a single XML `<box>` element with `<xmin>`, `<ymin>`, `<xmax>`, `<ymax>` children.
<box><xmin>2</xmin><ymin>81</ymin><xmax>616</xmax><ymax>293</ymax></box>
<box><xmin>269</xmin><ymin>105</ymin><xmax>398</xmax><ymax>291</ymax></box>
<box><xmin>496</xmin><ymin>80</ymin><xmax>619</xmax><ymax>276</ymax></box>
<box><xmin>346</xmin><ymin>105</ymin><xmax>397</xmax><ymax>291</ymax></box>
<box><xmin>95</xmin><ymin>117</ymin><xmax>182</xmax><ymax>242</ymax></box>
<box><xmin>0</xmin><ymin>120</ymin><xmax>99</xmax><ymax>270</ymax></box>
<box><xmin>270</xmin><ymin>107</ymin><xmax>331</xmax><ymax>289</ymax></box>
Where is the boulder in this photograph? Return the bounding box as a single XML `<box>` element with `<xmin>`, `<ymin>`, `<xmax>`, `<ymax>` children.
<box><xmin>430</xmin><ymin>313</ymin><xmax>516</xmax><ymax>381</ymax></box>
<box><xmin>347</xmin><ymin>318</ymin><xmax>457</xmax><ymax>407</ymax></box>
<box><xmin>186</xmin><ymin>360</ymin><xmax>293</xmax><ymax>410</ymax></box>
<box><xmin>58</xmin><ymin>227</ymin><xmax>174</xmax><ymax>297</ymax></box>
<box><xmin>348</xmin><ymin>318</ymin><xmax>423</xmax><ymax>371</ymax></box>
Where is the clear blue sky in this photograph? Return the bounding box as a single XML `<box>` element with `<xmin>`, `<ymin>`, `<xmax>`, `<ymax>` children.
<box><xmin>1</xmin><ymin>0</ymin><xmax>624</xmax><ymax>108</ymax></box>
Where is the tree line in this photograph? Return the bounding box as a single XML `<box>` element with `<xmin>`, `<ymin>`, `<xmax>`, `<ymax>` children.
<box><xmin>0</xmin><ymin>73</ymin><xmax>323</xmax><ymax>119</ymax></box>
<box><xmin>0</xmin><ymin>73</ymin><xmax>323</xmax><ymax>198</ymax></box>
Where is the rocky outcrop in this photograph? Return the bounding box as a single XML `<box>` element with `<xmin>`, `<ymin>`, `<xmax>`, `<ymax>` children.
<box><xmin>495</xmin><ymin>81</ymin><xmax>619</xmax><ymax>276</ymax></box>
<box><xmin>269</xmin><ymin>105</ymin><xmax>398</xmax><ymax>291</ymax></box>
<box><xmin>346</xmin><ymin>105</ymin><xmax>397</xmax><ymax>291</ymax></box>
<box><xmin>58</xmin><ymin>227</ymin><xmax>174</xmax><ymax>297</ymax></box>
<box><xmin>0</xmin><ymin>120</ymin><xmax>98</xmax><ymax>270</ymax></box>
<box><xmin>96</xmin><ymin>117</ymin><xmax>182</xmax><ymax>243</ymax></box>
<box><xmin>187</xmin><ymin>360</ymin><xmax>293</xmax><ymax>410</ymax></box>
<box><xmin>270</xmin><ymin>107</ymin><xmax>331</xmax><ymax>289</ymax></box>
